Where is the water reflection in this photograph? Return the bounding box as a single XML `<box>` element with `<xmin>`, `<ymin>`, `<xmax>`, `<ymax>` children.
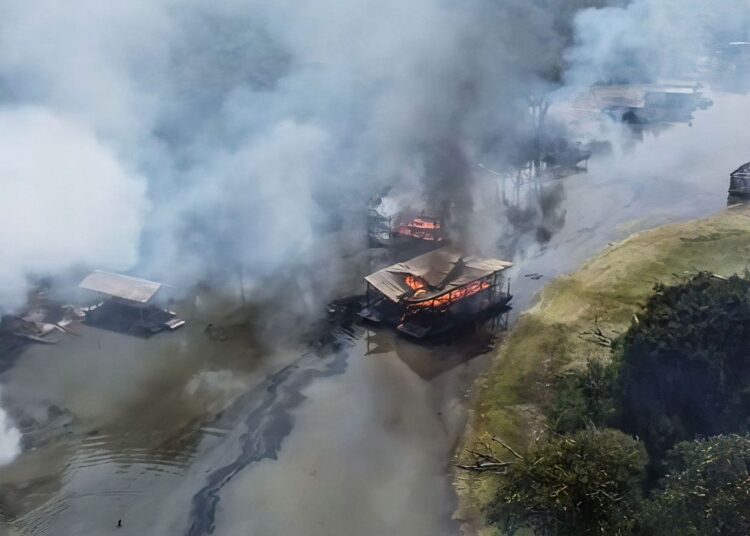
<box><xmin>365</xmin><ymin>312</ymin><xmax>507</xmax><ymax>381</ymax></box>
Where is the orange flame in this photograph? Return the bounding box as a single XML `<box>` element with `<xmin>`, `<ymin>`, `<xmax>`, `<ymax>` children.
<box><xmin>407</xmin><ymin>279</ymin><xmax>491</xmax><ymax>311</ymax></box>
<box><xmin>404</xmin><ymin>274</ymin><xmax>426</xmax><ymax>291</ymax></box>
<box><xmin>394</xmin><ymin>217</ymin><xmax>444</xmax><ymax>241</ymax></box>
<box><xmin>404</xmin><ymin>275</ymin><xmax>429</xmax><ymax>299</ymax></box>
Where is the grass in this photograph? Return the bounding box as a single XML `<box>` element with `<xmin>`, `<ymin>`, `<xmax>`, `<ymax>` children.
<box><xmin>454</xmin><ymin>205</ymin><xmax>750</xmax><ymax>534</ymax></box>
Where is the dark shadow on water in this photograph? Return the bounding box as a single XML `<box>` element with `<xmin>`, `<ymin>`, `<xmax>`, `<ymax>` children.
<box><xmin>0</xmin><ymin>335</ymin><xmax>29</xmax><ymax>375</ymax></box>
<box><xmin>364</xmin><ymin>309</ymin><xmax>509</xmax><ymax>381</ymax></box>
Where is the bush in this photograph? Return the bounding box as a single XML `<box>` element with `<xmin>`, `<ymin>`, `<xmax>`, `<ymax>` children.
<box><xmin>549</xmin><ymin>358</ymin><xmax>617</xmax><ymax>434</ymax></box>
<box><xmin>487</xmin><ymin>428</ymin><xmax>646</xmax><ymax>536</ymax></box>
<box><xmin>639</xmin><ymin>435</ymin><xmax>750</xmax><ymax>536</ymax></box>
<box><xmin>614</xmin><ymin>272</ymin><xmax>750</xmax><ymax>464</ymax></box>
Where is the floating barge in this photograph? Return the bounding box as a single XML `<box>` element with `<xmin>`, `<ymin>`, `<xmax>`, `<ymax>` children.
<box><xmin>359</xmin><ymin>247</ymin><xmax>513</xmax><ymax>338</ymax></box>
<box><xmin>79</xmin><ymin>271</ymin><xmax>185</xmax><ymax>336</ymax></box>
<box><xmin>368</xmin><ymin>211</ymin><xmax>448</xmax><ymax>248</ymax></box>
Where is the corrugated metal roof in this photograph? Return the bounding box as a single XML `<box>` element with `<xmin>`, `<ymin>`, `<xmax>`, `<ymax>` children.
<box><xmin>365</xmin><ymin>247</ymin><xmax>512</xmax><ymax>303</ymax></box>
<box><xmin>79</xmin><ymin>271</ymin><xmax>163</xmax><ymax>304</ymax></box>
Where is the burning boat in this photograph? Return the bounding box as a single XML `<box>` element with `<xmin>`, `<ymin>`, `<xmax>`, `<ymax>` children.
<box><xmin>391</xmin><ymin>214</ymin><xmax>446</xmax><ymax>242</ymax></box>
<box><xmin>79</xmin><ymin>271</ymin><xmax>185</xmax><ymax>336</ymax></box>
<box><xmin>359</xmin><ymin>247</ymin><xmax>513</xmax><ymax>338</ymax></box>
<box><xmin>729</xmin><ymin>162</ymin><xmax>750</xmax><ymax>198</ymax></box>
<box><xmin>368</xmin><ymin>192</ymin><xmax>449</xmax><ymax>247</ymax></box>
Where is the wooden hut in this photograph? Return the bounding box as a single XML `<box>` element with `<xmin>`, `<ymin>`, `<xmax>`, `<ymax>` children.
<box><xmin>79</xmin><ymin>271</ymin><xmax>185</xmax><ymax>336</ymax></box>
<box><xmin>729</xmin><ymin>162</ymin><xmax>750</xmax><ymax>197</ymax></box>
<box><xmin>359</xmin><ymin>247</ymin><xmax>512</xmax><ymax>338</ymax></box>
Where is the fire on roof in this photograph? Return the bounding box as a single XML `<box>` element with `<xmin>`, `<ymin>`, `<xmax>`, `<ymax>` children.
<box><xmin>359</xmin><ymin>246</ymin><xmax>513</xmax><ymax>338</ymax></box>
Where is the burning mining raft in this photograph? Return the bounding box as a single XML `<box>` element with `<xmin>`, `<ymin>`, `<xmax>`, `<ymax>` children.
<box><xmin>367</xmin><ymin>191</ymin><xmax>451</xmax><ymax>247</ymax></box>
<box><xmin>359</xmin><ymin>247</ymin><xmax>513</xmax><ymax>339</ymax></box>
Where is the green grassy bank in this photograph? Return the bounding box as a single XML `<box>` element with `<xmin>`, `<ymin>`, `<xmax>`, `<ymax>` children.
<box><xmin>455</xmin><ymin>205</ymin><xmax>750</xmax><ymax>534</ymax></box>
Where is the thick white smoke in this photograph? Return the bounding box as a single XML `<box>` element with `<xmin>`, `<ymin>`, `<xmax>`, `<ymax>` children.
<box><xmin>0</xmin><ymin>390</ymin><xmax>20</xmax><ymax>465</ymax></box>
<box><xmin>0</xmin><ymin>0</ymin><xmax>548</xmax><ymax>304</ymax></box>
<box><xmin>0</xmin><ymin>0</ymin><xmax>745</xmax><ymax>307</ymax></box>
<box><xmin>0</xmin><ymin>107</ymin><xmax>148</xmax><ymax>309</ymax></box>
<box><xmin>566</xmin><ymin>0</ymin><xmax>749</xmax><ymax>86</ymax></box>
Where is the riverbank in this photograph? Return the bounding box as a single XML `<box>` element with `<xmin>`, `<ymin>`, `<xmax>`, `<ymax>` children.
<box><xmin>454</xmin><ymin>204</ymin><xmax>750</xmax><ymax>534</ymax></box>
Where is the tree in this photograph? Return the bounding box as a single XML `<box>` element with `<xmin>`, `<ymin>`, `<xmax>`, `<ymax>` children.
<box><xmin>550</xmin><ymin>358</ymin><xmax>617</xmax><ymax>434</ymax></box>
<box><xmin>614</xmin><ymin>272</ymin><xmax>750</xmax><ymax>465</ymax></box>
<box><xmin>639</xmin><ymin>435</ymin><xmax>750</xmax><ymax>536</ymax></box>
<box><xmin>486</xmin><ymin>428</ymin><xmax>646</xmax><ymax>536</ymax></box>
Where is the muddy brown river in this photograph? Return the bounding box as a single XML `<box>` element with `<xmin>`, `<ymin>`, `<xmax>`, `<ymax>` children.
<box><xmin>0</xmin><ymin>92</ymin><xmax>748</xmax><ymax>535</ymax></box>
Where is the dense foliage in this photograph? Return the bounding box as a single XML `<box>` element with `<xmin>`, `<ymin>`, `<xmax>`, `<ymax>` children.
<box><xmin>639</xmin><ymin>435</ymin><xmax>750</xmax><ymax>536</ymax></box>
<box><xmin>550</xmin><ymin>358</ymin><xmax>616</xmax><ymax>434</ymax></box>
<box><xmin>487</xmin><ymin>429</ymin><xmax>646</xmax><ymax>536</ymax></box>
<box><xmin>485</xmin><ymin>273</ymin><xmax>750</xmax><ymax>535</ymax></box>
<box><xmin>615</xmin><ymin>272</ymin><xmax>750</xmax><ymax>462</ymax></box>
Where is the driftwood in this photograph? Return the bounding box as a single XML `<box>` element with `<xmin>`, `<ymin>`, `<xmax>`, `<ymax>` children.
<box><xmin>579</xmin><ymin>316</ymin><xmax>617</xmax><ymax>348</ymax></box>
<box><xmin>456</xmin><ymin>436</ymin><xmax>524</xmax><ymax>474</ymax></box>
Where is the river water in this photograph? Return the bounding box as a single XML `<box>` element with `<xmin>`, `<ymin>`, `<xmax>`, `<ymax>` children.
<box><xmin>0</xmin><ymin>92</ymin><xmax>748</xmax><ymax>535</ymax></box>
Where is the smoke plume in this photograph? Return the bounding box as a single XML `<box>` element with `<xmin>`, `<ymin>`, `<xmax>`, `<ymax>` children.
<box><xmin>0</xmin><ymin>389</ymin><xmax>20</xmax><ymax>466</ymax></box>
<box><xmin>0</xmin><ymin>0</ymin><xmax>747</xmax><ymax>310</ymax></box>
<box><xmin>0</xmin><ymin>107</ymin><xmax>148</xmax><ymax>309</ymax></box>
<box><xmin>0</xmin><ymin>0</ymin><xmax>589</xmax><ymax>309</ymax></box>
<box><xmin>565</xmin><ymin>0</ymin><xmax>749</xmax><ymax>87</ymax></box>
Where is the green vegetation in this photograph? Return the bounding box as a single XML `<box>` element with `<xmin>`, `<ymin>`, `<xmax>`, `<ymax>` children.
<box><xmin>455</xmin><ymin>206</ymin><xmax>750</xmax><ymax>534</ymax></box>
<box><xmin>498</xmin><ymin>272</ymin><xmax>750</xmax><ymax>535</ymax></box>
<box><xmin>640</xmin><ymin>435</ymin><xmax>750</xmax><ymax>536</ymax></box>
<box><xmin>616</xmin><ymin>272</ymin><xmax>750</xmax><ymax>464</ymax></box>
<box><xmin>549</xmin><ymin>358</ymin><xmax>616</xmax><ymax>434</ymax></box>
<box><xmin>550</xmin><ymin>272</ymin><xmax>750</xmax><ymax>463</ymax></box>
<box><xmin>484</xmin><ymin>432</ymin><xmax>750</xmax><ymax>536</ymax></box>
<box><xmin>488</xmin><ymin>429</ymin><xmax>646</xmax><ymax>536</ymax></box>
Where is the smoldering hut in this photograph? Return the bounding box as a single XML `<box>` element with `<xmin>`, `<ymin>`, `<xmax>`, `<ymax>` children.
<box><xmin>78</xmin><ymin>271</ymin><xmax>185</xmax><ymax>336</ymax></box>
<box><xmin>729</xmin><ymin>162</ymin><xmax>750</xmax><ymax>197</ymax></box>
<box><xmin>359</xmin><ymin>247</ymin><xmax>513</xmax><ymax>338</ymax></box>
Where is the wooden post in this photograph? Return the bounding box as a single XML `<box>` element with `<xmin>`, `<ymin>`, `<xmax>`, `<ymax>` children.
<box><xmin>507</xmin><ymin>276</ymin><xmax>511</xmax><ymax>299</ymax></box>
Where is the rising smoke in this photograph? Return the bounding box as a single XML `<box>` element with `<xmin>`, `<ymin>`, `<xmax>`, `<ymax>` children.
<box><xmin>0</xmin><ymin>107</ymin><xmax>148</xmax><ymax>309</ymax></box>
<box><xmin>0</xmin><ymin>0</ymin><xmax>583</xmax><ymax>310</ymax></box>
<box><xmin>566</xmin><ymin>0</ymin><xmax>749</xmax><ymax>86</ymax></box>
<box><xmin>0</xmin><ymin>389</ymin><xmax>20</xmax><ymax>466</ymax></box>
<box><xmin>0</xmin><ymin>0</ymin><xmax>747</xmax><ymax>305</ymax></box>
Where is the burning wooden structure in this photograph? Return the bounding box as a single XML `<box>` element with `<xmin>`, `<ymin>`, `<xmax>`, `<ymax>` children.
<box><xmin>729</xmin><ymin>162</ymin><xmax>750</xmax><ymax>198</ymax></box>
<box><xmin>391</xmin><ymin>215</ymin><xmax>446</xmax><ymax>242</ymax></box>
<box><xmin>79</xmin><ymin>271</ymin><xmax>185</xmax><ymax>336</ymax></box>
<box><xmin>359</xmin><ymin>247</ymin><xmax>513</xmax><ymax>338</ymax></box>
<box><xmin>367</xmin><ymin>193</ymin><xmax>449</xmax><ymax>247</ymax></box>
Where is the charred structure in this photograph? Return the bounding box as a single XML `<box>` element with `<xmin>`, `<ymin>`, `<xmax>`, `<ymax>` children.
<box><xmin>578</xmin><ymin>82</ymin><xmax>713</xmax><ymax>125</ymax></box>
<box><xmin>729</xmin><ymin>162</ymin><xmax>750</xmax><ymax>198</ymax></box>
<box><xmin>79</xmin><ymin>271</ymin><xmax>185</xmax><ymax>336</ymax></box>
<box><xmin>367</xmin><ymin>194</ymin><xmax>450</xmax><ymax>247</ymax></box>
<box><xmin>359</xmin><ymin>247</ymin><xmax>512</xmax><ymax>338</ymax></box>
<box><xmin>391</xmin><ymin>213</ymin><xmax>447</xmax><ymax>243</ymax></box>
